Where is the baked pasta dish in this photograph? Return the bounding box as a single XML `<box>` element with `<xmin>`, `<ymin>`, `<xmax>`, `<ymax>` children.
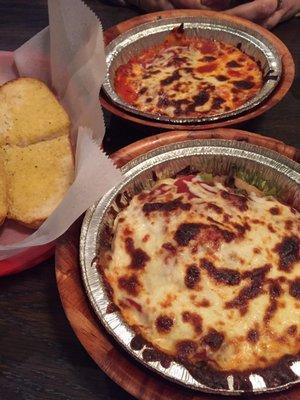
<box><xmin>114</xmin><ymin>26</ymin><xmax>263</xmax><ymax>118</ymax></box>
<box><xmin>101</xmin><ymin>172</ymin><xmax>300</xmax><ymax>380</ymax></box>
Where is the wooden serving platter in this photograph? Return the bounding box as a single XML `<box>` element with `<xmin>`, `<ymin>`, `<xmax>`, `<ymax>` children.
<box><xmin>101</xmin><ymin>9</ymin><xmax>295</xmax><ymax>131</ymax></box>
<box><xmin>55</xmin><ymin>129</ymin><xmax>299</xmax><ymax>400</ymax></box>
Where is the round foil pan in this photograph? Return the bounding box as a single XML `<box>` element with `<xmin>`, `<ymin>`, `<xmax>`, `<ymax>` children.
<box><xmin>80</xmin><ymin>140</ymin><xmax>300</xmax><ymax>395</ymax></box>
<box><xmin>103</xmin><ymin>16</ymin><xmax>282</xmax><ymax>124</ymax></box>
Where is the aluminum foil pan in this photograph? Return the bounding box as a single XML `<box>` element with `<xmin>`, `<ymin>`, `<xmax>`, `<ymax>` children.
<box><xmin>103</xmin><ymin>16</ymin><xmax>282</xmax><ymax>124</ymax></box>
<box><xmin>80</xmin><ymin>140</ymin><xmax>300</xmax><ymax>395</ymax></box>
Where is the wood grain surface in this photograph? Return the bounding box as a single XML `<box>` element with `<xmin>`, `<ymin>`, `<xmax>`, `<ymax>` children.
<box><xmin>1</xmin><ymin>1</ymin><xmax>300</xmax><ymax>400</ymax></box>
<box><xmin>101</xmin><ymin>9</ymin><xmax>295</xmax><ymax>131</ymax></box>
<box><xmin>111</xmin><ymin>128</ymin><xmax>300</xmax><ymax>166</ymax></box>
<box><xmin>56</xmin><ymin>129</ymin><xmax>300</xmax><ymax>400</ymax></box>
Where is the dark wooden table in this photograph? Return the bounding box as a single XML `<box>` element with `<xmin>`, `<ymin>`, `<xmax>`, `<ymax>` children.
<box><xmin>0</xmin><ymin>1</ymin><xmax>299</xmax><ymax>400</ymax></box>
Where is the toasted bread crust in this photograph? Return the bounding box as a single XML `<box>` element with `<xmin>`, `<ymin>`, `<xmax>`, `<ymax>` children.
<box><xmin>0</xmin><ymin>77</ymin><xmax>70</xmax><ymax>146</ymax></box>
<box><xmin>4</xmin><ymin>136</ymin><xmax>74</xmax><ymax>226</ymax></box>
<box><xmin>0</xmin><ymin>78</ymin><xmax>74</xmax><ymax>227</ymax></box>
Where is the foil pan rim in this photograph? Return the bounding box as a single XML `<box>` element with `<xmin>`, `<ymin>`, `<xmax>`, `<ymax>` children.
<box><xmin>119</xmin><ymin>139</ymin><xmax>299</xmax><ymax>178</ymax></box>
<box><xmin>80</xmin><ymin>140</ymin><xmax>300</xmax><ymax>395</ymax></box>
<box><xmin>103</xmin><ymin>17</ymin><xmax>282</xmax><ymax>124</ymax></box>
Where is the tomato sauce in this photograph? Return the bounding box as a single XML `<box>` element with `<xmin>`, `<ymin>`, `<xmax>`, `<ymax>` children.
<box><xmin>115</xmin><ymin>65</ymin><xmax>137</xmax><ymax>104</ymax></box>
<box><xmin>197</xmin><ymin>63</ymin><xmax>217</xmax><ymax>74</ymax></box>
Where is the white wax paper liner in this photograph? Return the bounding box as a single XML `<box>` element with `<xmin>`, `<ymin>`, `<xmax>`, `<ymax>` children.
<box><xmin>0</xmin><ymin>0</ymin><xmax>122</xmax><ymax>260</ymax></box>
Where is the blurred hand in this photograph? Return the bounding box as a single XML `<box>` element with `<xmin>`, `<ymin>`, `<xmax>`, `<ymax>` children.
<box><xmin>170</xmin><ymin>0</ymin><xmax>231</xmax><ymax>9</ymax></box>
<box><xmin>226</xmin><ymin>0</ymin><xmax>300</xmax><ymax>29</ymax></box>
<box><xmin>129</xmin><ymin>0</ymin><xmax>300</xmax><ymax>29</ymax></box>
<box><xmin>127</xmin><ymin>0</ymin><xmax>230</xmax><ymax>11</ymax></box>
<box><xmin>127</xmin><ymin>0</ymin><xmax>173</xmax><ymax>11</ymax></box>
<box><xmin>197</xmin><ymin>0</ymin><xmax>300</xmax><ymax>28</ymax></box>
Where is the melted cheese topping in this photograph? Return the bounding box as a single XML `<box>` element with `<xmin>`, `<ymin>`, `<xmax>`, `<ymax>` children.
<box><xmin>103</xmin><ymin>175</ymin><xmax>300</xmax><ymax>372</ymax></box>
<box><xmin>114</xmin><ymin>28</ymin><xmax>263</xmax><ymax>118</ymax></box>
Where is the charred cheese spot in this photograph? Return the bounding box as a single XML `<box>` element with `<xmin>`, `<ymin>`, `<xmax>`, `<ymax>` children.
<box><xmin>142</xmin><ymin>348</ymin><xmax>172</xmax><ymax>368</ymax></box>
<box><xmin>216</xmin><ymin>75</ymin><xmax>228</xmax><ymax>82</ymax></box>
<box><xmin>125</xmin><ymin>237</ymin><xmax>150</xmax><ymax>269</ymax></box>
<box><xmin>206</xmin><ymin>203</ymin><xmax>223</xmax><ymax>214</ymax></box>
<box><xmin>174</xmin><ymin>223</ymin><xmax>201</xmax><ymax>246</ymax></box>
<box><xmin>233</xmin><ymin>80</ymin><xmax>255</xmax><ymax>90</ymax></box>
<box><xmin>275</xmin><ymin>236</ymin><xmax>300</xmax><ymax>272</ymax></box>
<box><xmin>227</xmin><ymin>60</ymin><xmax>241</xmax><ymax>68</ymax></box>
<box><xmin>221</xmin><ymin>190</ymin><xmax>248</xmax><ymax>211</ymax></box>
<box><xmin>175</xmin><ymin>221</ymin><xmax>235</xmax><ymax>249</ymax></box>
<box><xmin>166</xmin><ymin>56</ymin><xmax>188</xmax><ymax>67</ymax></box>
<box><xmin>202</xmin><ymin>329</ymin><xmax>224</xmax><ymax>351</ymax></box>
<box><xmin>106</xmin><ymin>303</ymin><xmax>119</xmax><ymax>314</ymax></box>
<box><xmin>269</xmin><ymin>280</ymin><xmax>282</xmax><ymax>298</ymax></box>
<box><xmin>212</xmin><ymin>97</ymin><xmax>225</xmax><ymax>110</ymax></box>
<box><xmin>118</xmin><ymin>275</ymin><xmax>141</xmax><ymax>297</ymax></box>
<box><xmin>182</xmin><ymin>311</ymin><xmax>203</xmax><ymax>333</ymax></box>
<box><xmin>287</xmin><ymin>325</ymin><xmax>297</xmax><ymax>336</ymax></box>
<box><xmin>226</xmin><ymin>265</ymin><xmax>271</xmax><ymax>312</ymax></box>
<box><xmin>157</xmin><ymin>96</ymin><xmax>189</xmax><ymax>113</ymax></box>
<box><xmin>223</xmin><ymin>213</ymin><xmax>231</xmax><ymax>223</ymax></box>
<box><xmin>160</xmin><ymin>70</ymin><xmax>181</xmax><ymax>86</ymax></box>
<box><xmin>192</xmin><ymin>91</ymin><xmax>210</xmax><ymax>107</ymax></box>
<box><xmin>162</xmin><ymin>242</ymin><xmax>177</xmax><ymax>255</ymax></box>
<box><xmin>201</xmin><ymin>56</ymin><xmax>216</xmax><ymax>62</ymax></box>
<box><xmin>233</xmin><ymin>223</ymin><xmax>250</xmax><ymax>235</ymax></box>
<box><xmin>221</xmin><ymin>229</ymin><xmax>236</xmax><ymax>243</ymax></box>
<box><xmin>142</xmin><ymin>198</ymin><xmax>191</xmax><ymax>214</ymax></box>
<box><xmin>185</xmin><ymin>265</ymin><xmax>201</xmax><ymax>289</ymax></box>
<box><xmin>264</xmin><ymin>300</ymin><xmax>278</xmax><ymax>323</ymax></box>
<box><xmin>201</xmin><ymin>258</ymin><xmax>241</xmax><ymax>286</ymax></box>
<box><xmin>268</xmin><ymin>224</ymin><xmax>276</xmax><ymax>233</ymax></box>
<box><xmin>247</xmin><ymin>329</ymin><xmax>259</xmax><ymax>343</ymax></box>
<box><xmin>102</xmin><ymin>275</ymin><xmax>114</xmax><ymax>298</ymax></box>
<box><xmin>270</xmin><ymin>207</ymin><xmax>280</xmax><ymax>215</ymax></box>
<box><xmin>176</xmin><ymin>340</ymin><xmax>198</xmax><ymax>359</ymax></box>
<box><xmin>131</xmin><ymin>335</ymin><xmax>146</xmax><ymax>351</ymax></box>
<box><xmin>139</xmin><ymin>87</ymin><xmax>147</xmax><ymax>95</ymax></box>
<box><xmin>155</xmin><ymin>315</ymin><xmax>174</xmax><ymax>333</ymax></box>
<box><xmin>289</xmin><ymin>279</ymin><xmax>300</xmax><ymax>299</ymax></box>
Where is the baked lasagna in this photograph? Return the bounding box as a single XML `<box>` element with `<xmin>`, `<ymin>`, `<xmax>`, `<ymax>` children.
<box><xmin>102</xmin><ymin>173</ymin><xmax>300</xmax><ymax>378</ymax></box>
<box><xmin>114</xmin><ymin>26</ymin><xmax>263</xmax><ymax>118</ymax></box>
